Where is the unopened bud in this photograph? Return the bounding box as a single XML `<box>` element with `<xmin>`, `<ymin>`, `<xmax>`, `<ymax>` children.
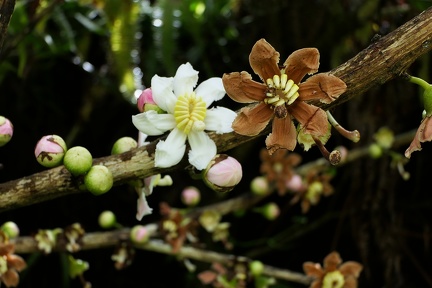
<box><xmin>98</xmin><ymin>210</ymin><xmax>117</xmax><ymax>229</ymax></box>
<box><xmin>255</xmin><ymin>202</ymin><xmax>280</xmax><ymax>220</ymax></box>
<box><xmin>84</xmin><ymin>165</ymin><xmax>113</xmax><ymax>195</ymax></box>
<box><xmin>0</xmin><ymin>116</ymin><xmax>13</xmax><ymax>147</ymax></box>
<box><xmin>1</xmin><ymin>221</ymin><xmax>20</xmax><ymax>238</ymax></box>
<box><xmin>368</xmin><ymin>143</ymin><xmax>383</xmax><ymax>159</ymax></box>
<box><xmin>203</xmin><ymin>154</ymin><xmax>242</xmax><ymax>193</ymax></box>
<box><xmin>111</xmin><ymin>137</ymin><xmax>137</xmax><ymax>155</ymax></box>
<box><xmin>181</xmin><ymin>186</ymin><xmax>201</xmax><ymax>206</ymax></box>
<box><xmin>130</xmin><ymin>225</ymin><xmax>151</xmax><ymax>244</ymax></box>
<box><xmin>286</xmin><ymin>174</ymin><xmax>304</xmax><ymax>192</ymax></box>
<box><xmin>35</xmin><ymin>135</ymin><xmax>67</xmax><ymax>168</ymax></box>
<box><xmin>250</xmin><ymin>176</ymin><xmax>270</xmax><ymax>195</ymax></box>
<box><xmin>136</xmin><ymin>88</ymin><xmax>165</xmax><ymax>113</ymax></box>
<box><xmin>63</xmin><ymin>146</ymin><xmax>93</xmax><ymax>176</ymax></box>
<box><xmin>249</xmin><ymin>260</ymin><xmax>265</xmax><ymax>276</ymax></box>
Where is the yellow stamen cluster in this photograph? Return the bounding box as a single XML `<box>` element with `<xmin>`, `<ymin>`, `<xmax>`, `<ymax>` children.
<box><xmin>322</xmin><ymin>270</ymin><xmax>345</xmax><ymax>288</ymax></box>
<box><xmin>264</xmin><ymin>73</ymin><xmax>299</xmax><ymax>118</ymax></box>
<box><xmin>174</xmin><ymin>92</ymin><xmax>207</xmax><ymax>134</ymax></box>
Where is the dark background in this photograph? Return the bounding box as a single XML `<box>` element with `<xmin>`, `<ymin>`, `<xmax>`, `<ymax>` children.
<box><xmin>1</xmin><ymin>0</ymin><xmax>432</xmax><ymax>287</ymax></box>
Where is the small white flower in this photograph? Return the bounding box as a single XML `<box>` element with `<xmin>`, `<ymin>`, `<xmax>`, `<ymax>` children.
<box><xmin>132</xmin><ymin>63</ymin><xmax>237</xmax><ymax>170</ymax></box>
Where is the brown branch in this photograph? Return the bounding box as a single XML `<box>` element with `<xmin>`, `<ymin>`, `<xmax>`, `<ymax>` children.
<box><xmin>0</xmin><ymin>7</ymin><xmax>431</xmax><ymax>212</ymax></box>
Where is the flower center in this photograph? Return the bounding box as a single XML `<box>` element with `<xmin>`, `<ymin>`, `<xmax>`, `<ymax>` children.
<box><xmin>322</xmin><ymin>270</ymin><xmax>345</xmax><ymax>288</ymax></box>
<box><xmin>264</xmin><ymin>73</ymin><xmax>299</xmax><ymax>119</ymax></box>
<box><xmin>174</xmin><ymin>92</ymin><xmax>207</xmax><ymax>134</ymax></box>
<box><xmin>305</xmin><ymin>181</ymin><xmax>323</xmax><ymax>204</ymax></box>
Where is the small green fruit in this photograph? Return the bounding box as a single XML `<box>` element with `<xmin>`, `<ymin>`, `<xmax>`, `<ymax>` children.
<box><xmin>84</xmin><ymin>165</ymin><xmax>113</xmax><ymax>196</ymax></box>
<box><xmin>111</xmin><ymin>137</ymin><xmax>137</xmax><ymax>155</ymax></box>
<box><xmin>63</xmin><ymin>146</ymin><xmax>93</xmax><ymax>176</ymax></box>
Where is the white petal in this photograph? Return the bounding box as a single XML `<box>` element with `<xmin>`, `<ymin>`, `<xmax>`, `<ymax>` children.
<box><xmin>188</xmin><ymin>131</ymin><xmax>217</xmax><ymax>170</ymax></box>
<box><xmin>155</xmin><ymin>128</ymin><xmax>187</xmax><ymax>168</ymax></box>
<box><xmin>204</xmin><ymin>107</ymin><xmax>237</xmax><ymax>134</ymax></box>
<box><xmin>132</xmin><ymin>111</ymin><xmax>176</xmax><ymax>136</ymax></box>
<box><xmin>151</xmin><ymin>75</ymin><xmax>177</xmax><ymax>114</ymax></box>
<box><xmin>138</xmin><ymin>131</ymin><xmax>149</xmax><ymax>147</ymax></box>
<box><xmin>195</xmin><ymin>77</ymin><xmax>226</xmax><ymax>107</ymax></box>
<box><xmin>136</xmin><ymin>190</ymin><xmax>153</xmax><ymax>221</ymax></box>
<box><xmin>173</xmin><ymin>63</ymin><xmax>199</xmax><ymax>96</ymax></box>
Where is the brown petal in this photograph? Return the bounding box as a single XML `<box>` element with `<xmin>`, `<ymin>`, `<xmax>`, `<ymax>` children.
<box><xmin>232</xmin><ymin>102</ymin><xmax>273</xmax><ymax>136</ymax></box>
<box><xmin>249</xmin><ymin>39</ymin><xmax>281</xmax><ymax>81</ymax></box>
<box><xmin>339</xmin><ymin>261</ymin><xmax>363</xmax><ymax>278</ymax></box>
<box><xmin>289</xmin><ymin>102</ymin><xmax>328</xmax><ymax>136</ymax></box>
<box><xmin>1</xmin><ymin>269</ymin><xmax>20</xmax><ymax>287</ymax></box>
<box><xmin>298</xmin><ymin>73</ymin><xmax>347</xmax><ymax>103</ymax></box>
<box><xmin>0</xmin><ymin>243</ymin><xmax>15</xmax><ymax>256</ymax></box>
<box><xmin>7</xmin><ymin>254</ymin><xmax>27</xmax><ymax>272</ymax></box>
<box><xmin>283</xmin><ymin>48</ymin><xmax>320</xmax><ymax>83</ymax></box>
<box><xmin>303</xmin><ymin>262</ymin><xmax>324</xmax><ymax>278</ymax></box>
<box><xmin>197</xmin><ymin>271</ymin><xmax>218</xmax><ymax>285</ymax></box>
<box><xmin>419</xmin><ymin>115</ymin><xmax>432</xmax><ymax>142</ymax></box>
<box><xmin>343</xmin><ymin>276</ymin><xmax>359</xmax><ymax>288</ymax></box>
<box><xmin>265</xmin><ymin>117</ymin><xmax>297</xmax><ymax>154</ymax></box>
<box><xmin>323</xmin><ymin>251</ymin><xmax>342</xmax><ymax>271</ymax></box>
<box><xmin>222</xmin><ymin>71</ymin><xmax>267</xmax><ymax>103</ymax></box>
<box><xmin>405</xmin><ymin>119</ymin><xmax>426</xmax><ymax>158</ymax></box>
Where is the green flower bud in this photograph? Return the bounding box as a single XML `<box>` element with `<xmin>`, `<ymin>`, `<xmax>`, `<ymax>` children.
<box><xmin>63</xmin><ymin>146</ymin><xmax>93</xmax><ymax>176</ymax></box>
<box><xmin>84</xmin><ymin>165</ymin><xmax>113</xmax><ymax>195</ymax></box>
<box><xmin>250</xmin><ymin>176</ymin><xmax>270</xmax><ymax>195</ymax></box>
<box><xmin>98</xmin><ymin>210</ymin><xmax>117</xmax><ymax>229</ymax></box>
<box><xmin>368</xmin><ymin>143</ymin><xmax>383</xmax><ymax>159</ymax></box>
<box><xmin>249</xmin><ymin>260</ymin><xmax>265</xmax><ymax>276</ymax></box>
<box><xmin>34</xmin><ymin>135</ymin><xmax>67</xmax><ymax>168</ymax></box>
<box><xmin>111</xmin><ymin>137</ymin><xmax>138</xmax><ymax>155</ymax></box>
<box><xmin>1</xmin><ymin>221</ymin><xmax>20</xmax><ymax>238</ymax></box>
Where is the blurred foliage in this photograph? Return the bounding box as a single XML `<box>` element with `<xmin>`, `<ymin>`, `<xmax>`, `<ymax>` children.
<box><xmin>1</xmin><ymin>0</ymin><xmax>432</xmax><ymax>287</ymax></box>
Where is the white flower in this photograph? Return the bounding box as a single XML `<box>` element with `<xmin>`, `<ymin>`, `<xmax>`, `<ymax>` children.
<box><xmin>132</xmin><ymin>63</ymin><xmax>237</xmax><ymax>170</ymax></box>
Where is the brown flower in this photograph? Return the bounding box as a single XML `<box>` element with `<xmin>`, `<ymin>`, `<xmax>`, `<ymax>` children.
<box><xmin>0</xmin><ymin>243</ymin><xmax>26</xmax><ymax>287</ymax></box>
<box><xmin>303</xmin><ymin>251</ymin><xmax>363</xmax><ymax>288</ymax></box>
<box><xmin>223</xmin><ymin>38</ymin><xmax>346</xmax><ymax>155</ymax></box>
<box><xmin>405</xmin><ymin>115</ymin><xmax>432</xmax><ymax>158</ymax></box>
<box><xmin>290</xmin><ymin>168</ymin><xmax>334</xmax><ymax>213</ymax></box>
<box><xmin>259</xmin><ymin>148</ymin><xmax>302</xmax><ymax>195</ymax></box>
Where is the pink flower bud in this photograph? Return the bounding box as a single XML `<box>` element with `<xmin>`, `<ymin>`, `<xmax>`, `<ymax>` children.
<box><xmin>203</xmin><ymin>154</ymin><xmax>242</xmax><ymax>193</ymax></box>
<box><xmin>0</xmin><ymin>116</ymin><xmax>13</xmax><ymax>147</ymax></box>
<box><xmin>130</xmin><ymin>225</ymin><xmax>151</xmax><ymax>244</ymax></box>
<box><xmin>181</xmin><ymin>186</ymin><xmax>201</xmax><ymax>206</ymax></box>
<box><xmin>35</xmin><ymin>135</ymin><xmax>67</xmax><ymax>168</ymax></box>
<box><xmin>286</xmin><ymin>174</ymin><xmax>305</xmax><ymax>192</ymax></box>
<box><xmin>136</xmin><ymin>88</ymin><xmax>165</xmax><ymax>113</ymax></box>
<box><xmin>250</xmin><ymin>176</ymin><xmax>270</xmax><ymax>195</ymax></box>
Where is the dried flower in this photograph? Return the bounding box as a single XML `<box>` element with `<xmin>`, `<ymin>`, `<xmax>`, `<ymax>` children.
<box><xmin>0</xmin><ymin>241</ymin><xmax>26</xmax><ymax>287</ymax></box>
<box><xmin>34</xmin><ymin>228</ymin><xmax>63</xmax><ymax>254</ymax></box>
<box><xmin>303</xmin><ymin>251</ymin><xmax>363</xmax><ymax>288</ymax></box>
<box><xmin>223</xmin><ymin>38</ymin><xmax>346</xmax><ymax>155</ymax></box>
<box><xmin>112</xmin><ymin>242</ymin><xmax>135</xmax><ymax>270</ymax></box>
<box><xmin>290</xmin><ymin>168</ymin><xmax>334</xmax><ymax>213</ymax></box>
<box><xmin>260</xmin><ymin>148</ymin><xmax>301</xmax><ymax>195</ymax></box>
<box><xmin>406</xmin><ymin>75</ymin><xmax>432</xmax><ymax>158</ymax></box>
<box><xmin>63</xmin><ymin>223</ymin><xmax>85</xmax><ymax>253</ymax></box>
